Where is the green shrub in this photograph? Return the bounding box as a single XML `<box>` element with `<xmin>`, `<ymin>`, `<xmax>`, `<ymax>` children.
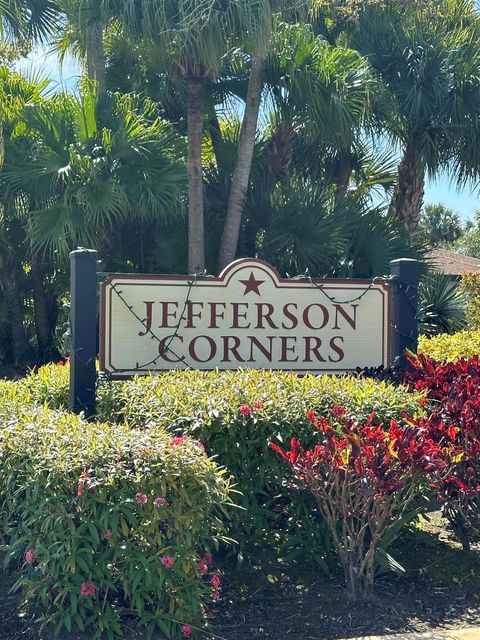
<box><xmin>0</xmin><ymin>404</ymin><xmax>231</xmax><ymax>639</ymax></box>
<box><xmin>460</xmin><ymin>272</ymin><xmax>480</xmax><ymax>330</ymax></box>
<box><xmin>101</xmin><ymin>370</ymin><xmax>424</xmax><ymax>560</ymax></box>
<box><xmin>19</xmin><ymin>360</ymin><xmax>70</xmax><ymax>407</ymax></box>
<box><xmin>418</xmin><ymin>330</ymin><xmax>480</xmax><ymax>362</ymax></box>
<box><xmin>10</xmin><ymin>367</ymin><xmax>425</xmax><ymax>564</ymax></box>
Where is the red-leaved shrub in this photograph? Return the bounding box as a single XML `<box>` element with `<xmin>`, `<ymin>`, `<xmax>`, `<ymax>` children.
<box><xmin>406</xmin><ymin>354</ymin><xmax>480</xmax><ymax>549</ymax></box>
<box><xmin>271</xmin><ymin>410</ymin><xmax>442</xmax><ymax>597</ymax></box>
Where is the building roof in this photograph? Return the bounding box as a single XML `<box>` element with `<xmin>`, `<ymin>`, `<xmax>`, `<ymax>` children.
<box><xmin>429</xmin><ymin>248</ymin><xmax>480</xmax><ymax>276</ymax></box>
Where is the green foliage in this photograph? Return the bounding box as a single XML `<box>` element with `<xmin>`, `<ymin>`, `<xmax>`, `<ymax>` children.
<box><xmin>3</xmin><ymin>88</ymin><xmax>186</xmax><ymax>258</ymax></box>
<box><xmin>418</xmin><ymin>329</ymin><xmax>480</xmax><ymax>362</ymax></box>
<box><xmin>460</xmin><ymin>272</ymin><xmax>480</xmax><ymax>330</ymax></box>
<box><xmin>18</xmin><ymin>366</ymin><xmax>425</xmax><ymax>562</ymax></box>
<box><xmin>351</xmin><ymin>1</ymin><xmax>480</xmax><ymax>178</ymax></box>
<box><xmin>420</xmin><ymin>203</ymin><xmax>463</xmax><ymax>247</ymax></box>
<box><xmin>417</xmin><ymin>272</ymin><xmax>466</xmax><ymax>336</ymax></box>
<box><xmin>456</xmin><ymin>211</ymin><xmax>480</xmax><ymax>258</ymax></box>
<box><xmin>0</xmin><ymin>399</ymin><xmax>231</xmax><ymax>639</ymax></box>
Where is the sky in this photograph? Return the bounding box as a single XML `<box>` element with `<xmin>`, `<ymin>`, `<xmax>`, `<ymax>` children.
<box><xmin>15</xmin><ymin>47</ymin><xmax>480</xmax><ymax>223</ymax></box>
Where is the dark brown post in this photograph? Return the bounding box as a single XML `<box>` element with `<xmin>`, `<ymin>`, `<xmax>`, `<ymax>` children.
<box><xmin>70</xmin><ymin>249</ymin><xmax>98</xmax><ymax>418</ymax></box>
<box><xmin>390</xmin><ymin>258</ymin><xmax>419</xmax><ymax>367</ymax></box>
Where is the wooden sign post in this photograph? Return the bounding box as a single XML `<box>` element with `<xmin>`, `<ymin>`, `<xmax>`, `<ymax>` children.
<box><xmin>390</xmin><ymin>258</ymin><xmax>419</xmax><ymax>367</ymax></box>
<box><xmin>69</xmin><ymin>249</ymin><xmax>98</xmax><ymax>418</ymax></box>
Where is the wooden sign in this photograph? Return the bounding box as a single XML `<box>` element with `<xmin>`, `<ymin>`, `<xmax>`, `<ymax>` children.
<box><xmin>99</xmin><ymin>259</ymin><xmax>391</xmax><ymax>376</ymax></box>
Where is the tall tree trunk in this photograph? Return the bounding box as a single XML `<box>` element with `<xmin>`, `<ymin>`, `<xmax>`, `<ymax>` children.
<box><xmin>187</xmin><ymin>78</ymin><xmax>206</xmax><ymax>274</ymax></box>
<box><xmin>218</xmin><ymin>49</ymin><xmax>267</xmax><ymax>271</ymax></box>
<box><xmin>2</xmin><ymin>269</ymin><xmax>31</xmax><ymax>368</ymax></box>
<box><xmin>86</xmin><ymin>19</ymin><xmax>106</xmax><ymax>95</ymax></box>
<box><xmin>389</xmin><ymin>145</ymin><xmax>425</xmax><ymax>240</ymax></box>
<box><xmin>31</xmin><ymin>256</ymin><xmax>55</xmax><ymax>362</ymax></box>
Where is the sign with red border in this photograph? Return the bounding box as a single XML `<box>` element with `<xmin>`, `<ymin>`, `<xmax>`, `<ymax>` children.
<box><xmin>99</xmin><ymin>259</ymin><xmax>391</xmax><ymax>376</ymax></box>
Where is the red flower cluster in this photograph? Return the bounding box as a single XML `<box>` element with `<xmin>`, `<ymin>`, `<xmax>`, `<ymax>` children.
<box><xmin>80</xmin><ymin>582</ymin><xmax>96</xmax><ymax>597</ymax></box>
<box><xmin>239</xmin><ymin>405</ymin><xmax>252</xmax><ymax>417</ymax></box>
<box><xmin>25</xmin><ymin>549</ymin><xmax>36</xmax><ymax>564</ymax></box>
<box><xmin>160</xmin><ymin>555</ymin><xmax>175</xmax><ymax>569</ymax></box>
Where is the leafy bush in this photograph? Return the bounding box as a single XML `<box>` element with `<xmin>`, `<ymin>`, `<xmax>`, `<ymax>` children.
<box><xmin>418</xmin><ymin>330</ymin><xmax>480</xmax><ymax>362</ymax></box>
<box><xmin>14</xmin><ymin>366</ymin><xmax>425</xmax><ymax>564</ymax></box>
<box><xmin>99</xmin><ymin>370</ymin><xmax>424</xmax><ymax>559</ymax></box>
<box><xmin>405</xmin><ymin>354</ymin><xmax>480</xmax><ymax>550</ymax></box>
<box><xmin>271</xmin><ymin>409</ymin><xmax>440</xmax><ymax>598</ymax></box>
<box><xmin>0</xmin><ymin>403</ymin><xmax>231</xmax><ymax>639</ymax></box>
<box><xmin>460</xmin><ymin>272</ymin><xmax>480</xmax><ymax>330</ymax></box>
<box><xmin>417</xmin><ymin>273</ymin><xmax>466</xmax><ymax>336</ymax></box>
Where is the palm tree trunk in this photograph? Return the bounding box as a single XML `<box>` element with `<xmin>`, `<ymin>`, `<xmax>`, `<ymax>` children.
<box><xmin>86</xmin><ymin>19</ymin><xmax>106</xmax><ymax>95</ymax></box>
<box><xmin>389</xmin><ymin>145</ymin><xmax>425</xmax><ymax>240</ymax></box>
<box><xmin>2</xmin><ymin>269</ymin><xmax>31</xmax><ymax>368</ymax></box>
<box><xmin>31</xmin><ymin>257</ymin><xmax>55</xmax><ymax>362</ymax></box>
<box><xmin>218</xmin><ymin>49</ymin><xmax>267</xmax><ymax>271</ymax></box>
<box><xmin>187</xmin><ymin>77</ymin><xmax>206</xmax><ymax>274</ymax></box>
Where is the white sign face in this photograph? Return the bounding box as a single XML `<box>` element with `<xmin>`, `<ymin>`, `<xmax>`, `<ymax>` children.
<box><xmin>100</xmin><ymin>259</ymin><xmax>391</xmax><ymax>376</ymax></box>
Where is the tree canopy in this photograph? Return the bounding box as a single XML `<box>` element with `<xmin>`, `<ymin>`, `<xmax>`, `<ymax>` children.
<box><xmin>0</xmin><ymin>0</ymin><xmax>479</xmax><ymax>369</ymax></box>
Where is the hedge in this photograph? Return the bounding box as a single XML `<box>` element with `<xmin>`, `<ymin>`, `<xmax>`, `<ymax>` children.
<box><xmin>9</xmin><ymin>366</ymin><xmax>424</xmax><ymax>561</ymax></box>
<box><xmin>418</xmin><ymin>330</ymin><xmax>480</xmax><ymax>362</ymax></box>
<box><xmin>460</xmin><ymin>272</ymin><xmax>480</xmax><ymax>331</ymax></box>
<box><xmin>0</xmin><ymin>402</ymin><xmax>232</xmax><ymax>639</ymax></box>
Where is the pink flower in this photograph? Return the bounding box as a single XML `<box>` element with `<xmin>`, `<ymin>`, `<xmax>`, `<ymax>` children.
<box><xmin>253</xmin><ymin>400</ymin><xmax>264</xmax><ymax>409</ymax></box>
<box><xmin>160</xmin><ymin>555</ymin><xmax>175</xmax><ymax>569</ymax></box>
<box><xmin>240</xmin><ymin>405</ymin><xmax>252</xmax><ymax>417</ymax></box>
<box><xmin>25</xmin><ymin>549</ymin><xmax>36</xmax><ymax>564</ymax></box>
<box><xmin>211</xmin><ymin>571</ymin><xmax>221</xmax><ymax>589</ymax></box>
<box><xmin>101</xmin><ymin>530</ymin><xmax>112</xmax><ymax>541</ymax></box>
<box><xmin>198</xmin><ymin>559</ymin><xmax>208</xmax><ymax>574</ymax></box>
<box><xmin>153</xmin><ymin>496</ymin><xmax>167</xmax><ymax>507</ymax></box>
<box><xmin>204</xmin><ymin>553</ymin><xmax>213</xmax><ymax>565</ymax></box>
<box><xmin>80</xmin><ymin>582</ymin><xmax>96</xmax><ymax>597</ymax></box>
<box><xmin>332</xmin><ymin>405</ymin><xmax>347</xmax><ymax>419</ymax></box>
<box><xmin>135</xmin><ymin>493</ymin><xmax>148</xmax><ymax>505</ymax></box>
<box><xmin>57</xmin><ymin>360</ymin><xmax>65</xmax><ymax>366</ymax></box>
<box><xmin>171</xmin><ymin>435</ymin><xmax>188</xmax><ymax>446</ymax></box>
<box><xmin>191</xmin><ymin>440</ymin><xmax>205</xmax><ymax>452</ymax></box>
<box><xmin>181</xmin><ymin>625</ymin><xmax>192</xmax><ymax>637</ymax></box>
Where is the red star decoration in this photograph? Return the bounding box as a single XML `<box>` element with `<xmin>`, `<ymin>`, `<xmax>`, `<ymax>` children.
<box><xmin>240</xmin><ymin>271</ymin><xmax>265</xmax><ymax>296</ymax></box>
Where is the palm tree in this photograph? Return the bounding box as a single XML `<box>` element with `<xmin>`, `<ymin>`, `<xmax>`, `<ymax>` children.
<box><xmin>420</xmin><ymin>203</ymin><xmax>463</xmax><ymax>247</ymax></box>
<box><xmin>4</xmin><ymin>89</ymin><xmax>186</xmax><ymax>259</ymax></box>
<box><xmin>107</xmin><ymin>0</ymin><xmax>246</xmax><ymax>274</ymax></box>
<box><xmin>56</xmin><ymin>0</ymin><xmax>107</xmax><ymax>94</ymax></box>
<box><xmin>0</xmin><ymin>69</ymin><xmax>48</xmax><ymax>366</ymax></box>
<box><xmin>216</xmin><ymin>0</ymin><xmax>277</xmax><ymax>271</ymax></box>
<box><xmin>0</xmin><ymin>0</ymin><xmax>58</xmax><ymax>42</ymax></box>
<box><xmin>0</xmin><ymin>0</ymin><xmax>59</xmax><ymax>168</ymax></box>
<box><xmin>350</xmin><ymin>1</ymin><xmax>480</xmax><ymax>239</ymax></box>
<box><xmin>218</xmin><ymin>18</ymin><xmax>381</xmax><ymax>268</ymax></box>
<box><xmin>1</xmin><ymin>87</ymin><xmax>186</xmax><ymax>359</ymax></box>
